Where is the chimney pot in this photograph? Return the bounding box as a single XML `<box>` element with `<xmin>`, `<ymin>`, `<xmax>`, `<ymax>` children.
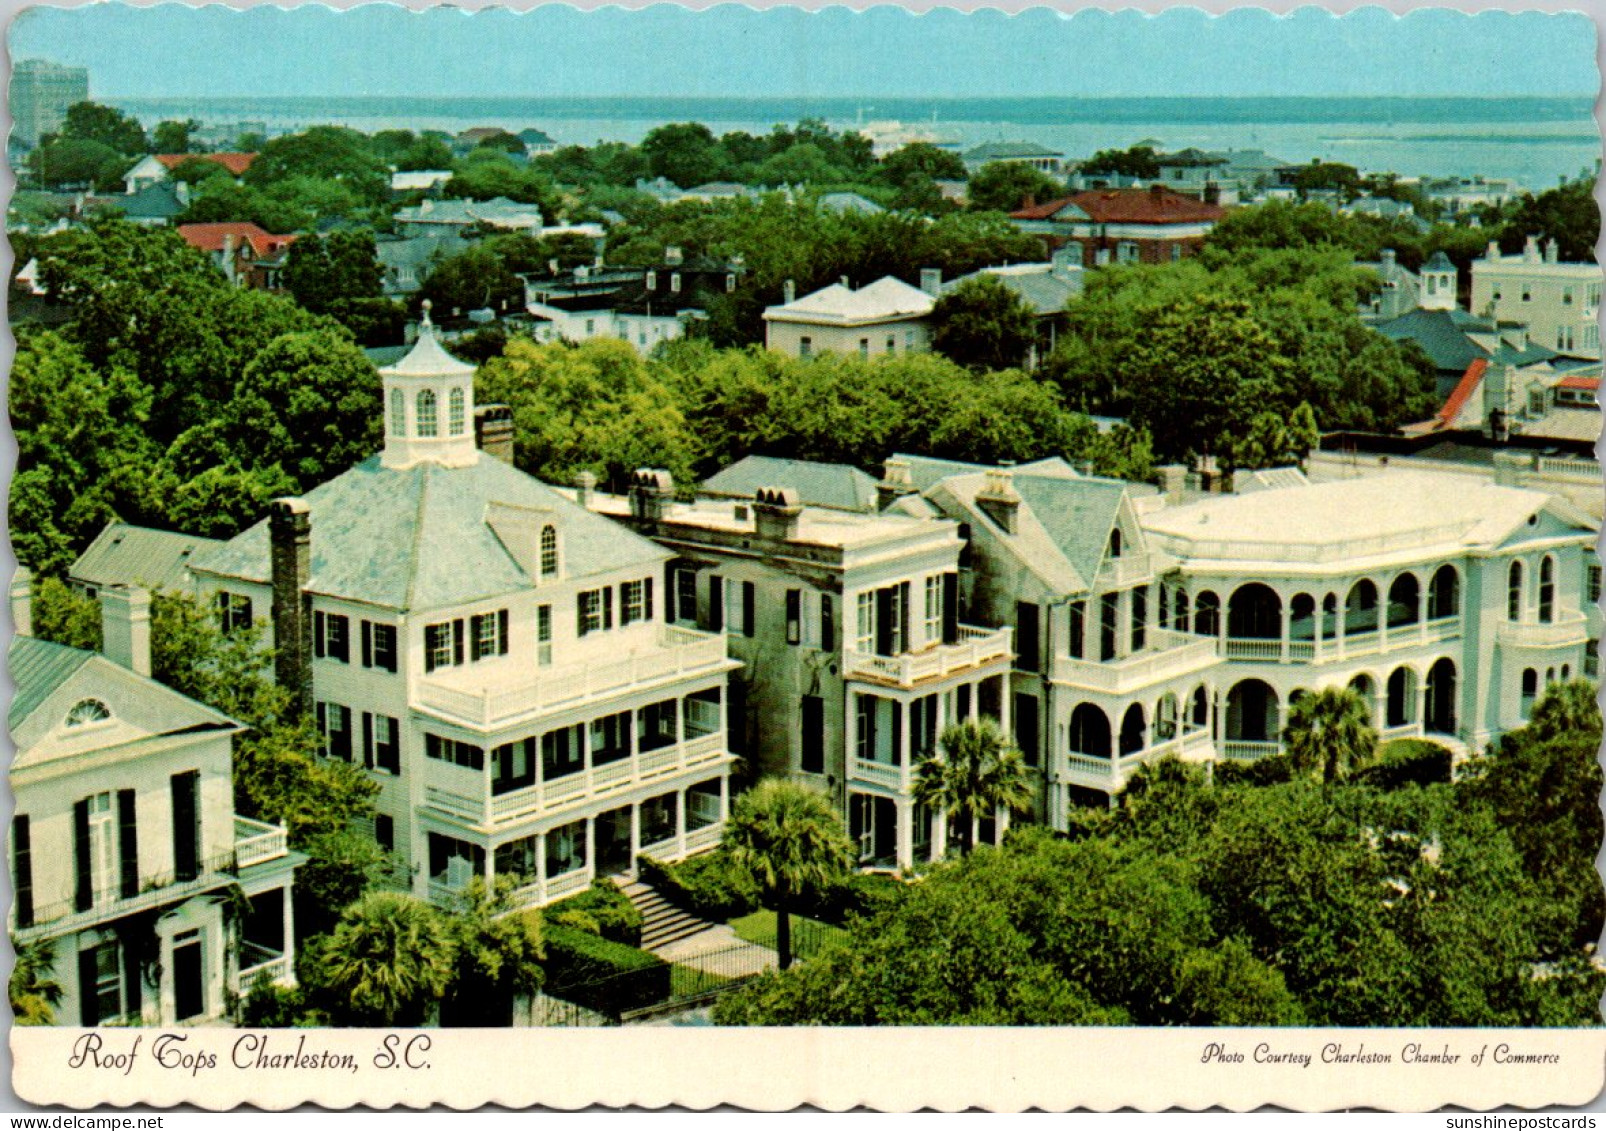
<box><xmin>574</xmin><ymin>470</ymin><xmax>597</xmax><ymax>509</ymax></box>
<box><xmin>753</xmin><ymin>486</ymin><xmax>803</xmax><ymax>541</ymax></box>
<box><xmin>628</xmin><ymin>468</ymin><xmax>674</xmax><ymax>522</ymax></box>
<box><xmin>1157</xmin><ymin>464</ymin><xmax>1189</xmax><ymax>506</ymax></box>
<box><xmin>100</xmin><ymin>585</ymin><xmax>152</xmax><ymax>677</ymax></box>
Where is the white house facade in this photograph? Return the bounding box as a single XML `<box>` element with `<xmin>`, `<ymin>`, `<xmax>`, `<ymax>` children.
<box><xmin>762</xmin><ymin>277</ymin><xmax>935</xmax><ymax>360</ymax></box>
<box><xmin>8</xmin><ymin>584</ymin><xmax>299</xmax><ymax>1028</ymax></box>
<box><xmin>1471</xmin><ymin>237</ymin><xmax>1603</xmax><ymax>359</ymax></box>
<box><xmin>187</xmin><ymin>310</ymin><xmax>738</xmax><ymax>911</ymax></box>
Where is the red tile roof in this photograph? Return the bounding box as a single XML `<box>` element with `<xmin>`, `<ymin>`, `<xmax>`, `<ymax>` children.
<box><xmin>177</xmin><ymin>222</ymin><xmax>297</xmax><ymax>259</ymax></box>
<box><xmin>156</xmin><ymin>152</ymin><xmax>258</xmax><ymax>176</ymax></box>
<box><xmin>1436</xmin><ymin>357</ymin><xmax>1488</xmax><ymax>428</ymax></box>
<box><xmin>1557</xmin><ymin>374</ymin><xmax>1600</xmax><ymax>391</ymax></box>
<box><xmin>1011</xmin><ymin>186</ymin><xmax>1226</xmax><ymax>225</ymax></box>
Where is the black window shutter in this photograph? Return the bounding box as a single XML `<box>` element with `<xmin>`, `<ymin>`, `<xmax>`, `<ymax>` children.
<box><xmin>899</xmin><ymin>581</ymin><xmax>912</xmax><ymax>653</ymax></box>
<box><xmin>785</xmin><ymin>590</ymin><xmax>801</xmax><ymax>644</ymax></box>
<box><xmin>1017</xmin><ymin>602</ymin><xmax>1041</xmax><ymax>673</ymax></box>
<box><xmin>316</xmin><ymin>701</ymin><xmax>327</xmax><ymax>744</ymax></box>
<box><xmin>171</xmin><ymin>773</ymin><xmax>198</xmax><ymax>883</ymax></box>
<box><xmin>743</xmin><ymin>581</ymin><xmax>756</xmax><ymax>638</ymax></box>
<box><xmin>470</xmin><ymin>615</ymin><xmax>484</xmax><ymax>662</ymax></box>
<box><xmin>498</xmin><ymin>608</ymin><xmax>510</xmax><ymax>655</ymax></box>
<box><xmin>13</xmin><ymin>815</ymin><xmax>32</xmax><ymax>929</ymax></box>
<box><xmin>453</xmin><ymin>619</ymin><xmax>465</xmax><ymax>665</ymax></box>
<box><xmin>800</xmin><ymin>696</ymin><xmax>824</xmax><ymax>773</ymax></box>
<box><xmin>822</xmin><ymin>595</ymin><xmax>835</xmax><ymax>650</ymax></box>
<box><xmin>313</xmin><ymin>610</ymin><xmax>325</xmax><ymax>658</ymax></box>
<box><xmin>363</xmin><ymin>712</ymin><xmax>375</xmax><ymax>770</ymax></box>
<box><xmin>942</xmin><ymin>573</ymin><xmax>959</xmax><ymax>644</ymax></box>
<box><xmin>117</xmin><ymin>790</ymin><xmax>138</xmax><ymax>899</ymax></box>
<box><xmin>577</xmin><ymin>597</ymin><xmax>589</xmax><ymax>638</ymax></box>
<box><xmin>664</xmin><ymin>564</ymin><xmax>677</xmax><ymax>622</ymax></box>
<box><xmin>603</xmin><ymin>588</ymin><xmax>614</xmax><ymax>629</ymax></box>
<box><xmin>74</xmin><ymin>799</ymin><xmax>93</xmax><ymax>912</ymax></box>
<box><xmin>123</xmin><ymin>942</ymin><xmax>142</xmax><ymax>1017</ymax></box>
<box><xmin>216</xmin><ymin>591</ymin><xmax>229</xmax><ymax>622</ymax></box>
<box><xmin>424</xmin><ymin>627</ymin><xmax>437</xmax><ymax>673</ymax></box>
<box><xmin>385</xmin><ymin>717</ymin><xmax>401</xmax><ymax>774</ymax></box>
<box><xmin>709</xmin><ymin>577</ymin><xmax>724</xmax><ymax>632</ymax></box>
<box><xmin>78</xmin><ymin>949</ymin><xmax>99</xmax><ymax>1026</ymax></box>
<box><xmin>891</xmin><ymin>701</ymin><xmax>904</xmax><ymax>766</ymax></box>
<box><xmin>383</xmin><ymin>626</ymin><xmax>398</xmax><ymax>673</ymax></box>
<box><xmin>875</xmin><ymin>588</ymin><xmax>896</xmax><ymax>656</ymax></box>
<box><xmin>644</xmin><ymin>578</ymin><xmax>654</xmax><ymax>622</ymax></box>
<box><xmin>361</xmin><ymin>621</ymin><xmax>373</xmax><ymax>668</ymax></box>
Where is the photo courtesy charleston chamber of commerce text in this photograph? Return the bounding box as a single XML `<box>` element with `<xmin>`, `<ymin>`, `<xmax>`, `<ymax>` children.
<box><xmin>3</xmin><ymin>0</ymin><xmax>1604</xmax><ymax>1111</ymax></box>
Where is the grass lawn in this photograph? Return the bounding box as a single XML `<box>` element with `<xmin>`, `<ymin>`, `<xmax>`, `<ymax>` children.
<box><xmin>729</xmin><ymin>910</ymin><xmax>848</xmax><ymax>961</ymax></box>
<box><xmin>670</xmin><ymin>963</ymin><xmax>730</xmax><ymax>999</ymax></box>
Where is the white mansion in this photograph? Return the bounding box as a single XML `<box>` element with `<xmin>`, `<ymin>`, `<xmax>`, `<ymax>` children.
<box><xmin>186</xmin><ymin>311</ymin><xmax>737</xmax><ymax>910</ymax></box>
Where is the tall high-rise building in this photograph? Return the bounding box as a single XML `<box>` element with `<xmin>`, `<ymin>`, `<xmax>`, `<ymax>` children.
<box><xmin>11</xmin><ymin>59</ymin><xmax>89</xmax><ymax>146</ymax></box>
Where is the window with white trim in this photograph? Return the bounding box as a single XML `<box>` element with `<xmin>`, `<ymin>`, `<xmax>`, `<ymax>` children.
<box><xmin>448</xmin><ymin>387</ymin><xmax>466</xmax><ymax>435</ymax></box>
<box><xmin>856</xmin><ymin>592</ymin><xmax>875</xmax><ymax>653</ymax></box>
<box><xmin>537</xmin><ymin>604</ymin><xmax>552</xmax><ymax>665</ymax></box>
<box><xmin>389</xmin><ymin>389</ymin><xmax>405</xmax><ymax>436</ymax></box>
<box><xmin>417</xmin><ymin>389</ymin><xmax>438</xmax><ymax>437</ymax></box>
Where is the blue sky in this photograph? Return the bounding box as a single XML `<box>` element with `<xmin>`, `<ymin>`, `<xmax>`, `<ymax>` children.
<box><xmin>8</xmin><ymin>4</ymin><xmax>1599</xmax><ymax>99</ymax></box>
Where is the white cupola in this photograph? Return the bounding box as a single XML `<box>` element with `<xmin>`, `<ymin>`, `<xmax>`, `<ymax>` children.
<box><xmin>380</xmin><ymin>301</ymin><xmax>480</xmax><ymax>470</ymax></box>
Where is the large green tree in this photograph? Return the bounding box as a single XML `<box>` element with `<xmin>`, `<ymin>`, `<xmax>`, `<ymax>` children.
<box><xmin>57</xmin><ymin>101</ymin><xmax>147</xmax><ymax>154</ymax></box>
<box><xmin>967</xmin><ymin>161</ymin><xmax>1063</xmax><ymax>213</ymax></box>
<box><xmin>722</xmin><ymin>780</ymin><xmax>855</xmax><ymax>970</ymax></box>
<box><xmin>441</xmin><ymin>880</ymin><xmax>546</xmax><ymax>1026</ymax></box>
<box><xmin>929</xmin><ymin>275</ymin><xmax>1039</xmax><ymax>372</ymax></box>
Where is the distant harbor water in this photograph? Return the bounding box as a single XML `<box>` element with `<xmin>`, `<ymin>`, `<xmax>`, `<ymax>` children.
<box><xmin>109</xmin><ymin>95</ymin><xmax>1601</xmax><ymax>188</ymax></box>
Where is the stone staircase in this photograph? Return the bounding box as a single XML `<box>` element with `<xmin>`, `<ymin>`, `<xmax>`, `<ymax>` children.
<box><xmin>617</xmin><ymin>878</ymin><xmax>715</xmax><ymax>952</ymax></box>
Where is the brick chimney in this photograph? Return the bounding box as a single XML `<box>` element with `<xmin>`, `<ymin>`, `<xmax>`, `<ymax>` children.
<box><xmin>877</xmin><ymin>457</ymin><xmax>917</xmax><ymax>511</ymax></box>
<box><xmin>269</xmin><ymin>497</ymin><xmax>314</xmax><ymax>718</ymax></box>
<box><xmin>976</xmin><ymin>466</ymin><xmax>1021</xmax><ymax>534</ymax></box>
<box><xmin>783</xmin><ymin>279</ymin><xmax>796</xmax><ymax>304</ymax></box>
<box><xmin>100</xmin><ymin>585</ymin><xmax>151</xmax><ymax>677</ymax></box>
<box><xmin>474</xmin><ymin>403</ymin><xmax>515</xmax><ymax>464</ymax></box>
<box><xmin>10</xmin><ymin>568</ymin><xmax>32</xmax><ymax>638</ymax></box>
<box><xmin>753</xmin><ymin>487</ymin><xmax>802</xmax><ymax>541</ymax></box>
<box><xmin>1544</xmin><ymin>238</ymin><xmax>1560</xmax><ymax>264</ymax></box>
<box><xmin>628</xmin><ymin>469</ymin><xmax>674</xmax><ymax>523</ymax></box>
<box><xmin>1150</xmin><ymin>182</ymin><xmax>1165</xmax><ymax>200</ymax></box>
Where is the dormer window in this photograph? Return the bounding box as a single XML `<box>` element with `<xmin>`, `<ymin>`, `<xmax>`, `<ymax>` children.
<box><xmin>449</xmin><ymin>388</ymin><xmax>466</xmax><ymax>435</ymax></box>
<box><xmin>540</xmin><ymin>526</ymin><xmax>558</xmax><ymax>577</ymax></box>
<box><xmin>417</xmin><ymin>389</ymin><xmax>438</xmax><ymax>437</ymax></box>
<box><xmin>1108</xmin><ymin>528</ymin><xmax>1123</xmax><ymax>559</ymax></box>
<box><xmin>66</xmin><ymin>699</ymin><xmax>111</xmax><ymax>727</ymax></box>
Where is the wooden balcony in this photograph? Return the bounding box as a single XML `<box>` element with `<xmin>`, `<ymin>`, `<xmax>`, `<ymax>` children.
<box><xmin>417</xmin><ymin>625</ymin><xmax>734</xmax><ymax>729</ymax></box>
<box><xmin>1497</xmin><ymin>611</ymin><xmax>1589</xmax><ymax>651</ymax></box>
<box><xmin>1051</xmin><ymin>629</ymin><xmax>1220</xmax><ymax>695</ymax></box>
<box><xmin>1061</xmin><ymin>726</ymin><xmax>1213</xmax><ymax>789</ymax></box>
<box><xmin>1219</xmin><ymin>615</ymin><xmax>1462</xmax><ymax>665</ymax></box>
<box><xmin>844</xmin><ymin>625</ymin><xmax>1013</xmax><ymax>689</ymax></box>
<box><xmin>423</xmin><ymin>732</ymin><xmax>731</xmax><ymax>829</ymax></box>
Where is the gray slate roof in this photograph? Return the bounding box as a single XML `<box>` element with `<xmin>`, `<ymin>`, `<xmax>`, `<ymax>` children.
<box><xmin>941</xmin><ymin>265</ymin><xmax>1082</xmax><ymax>315</ymax></box>
<box><xmin>117</xmin><ymin>182</ymin><xmax>186</xmax><ymax>221</ymax></box>
<box><xmin>190</xmin><ymin>454</ymin><xmax>667</xmax><ymax>611</ymax></box>
<box><xmin>702</xmin><ymin>456</ymin><xmax>879</xmax><ymax>513</ymax></box>
<box><xmin>9</xmin><ymin>636</ymin><xmax>92</xmax><ymax>731</ymax></box>
<box><xmin>1373</xmin><ymin>309</ymin><xmax>1491</xmax><ymax>373</ymax></box>
<box><xmin>70</xmin><ymin>523</ymin><xmax>222</xmax><ymax>592</ymax></box>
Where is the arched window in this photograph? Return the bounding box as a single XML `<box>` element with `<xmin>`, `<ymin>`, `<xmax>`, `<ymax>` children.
<box><xmin>1520</xmin><ymin>668</ymin><xmax>1538</xmax><ymax>717</ymax></box>
<box><xmin>1387</xmin><ymin>573</ymin><xmax>1420</xmax><ymax>628</ymax></box>
<box><xmin>1321</xmin><ymin>594</ymin><xmax>1339</xmax><ymax>640</ymax></box>
<box><xmin>1346</xmin><ymin>579</ymin><xmax>1379</xmax><ymax>636</ymax></box>
<box><xmin>417</xmin><ymin>389</ymin><xmax>438</xmax><ymax>438</ymax></box>
<box><xmin>1428</xmin><ymin>565</ymin><xmax>1460</xmax><ymax>620</ymax></box>
<box><xmin>1107</xmin><ymin>528</ymin><xmax>1123</xmax><ymax>560</ymax></box>
<box><xmin>1538</xmin><ymin>556</ymin><xmax>1555</xmax><ymax>624</ymax></box>
<box><xmin>1174</xmin><ymin>590</ymin><xmax>1189</xmax><ymax>634</ymax></box>
<box><xmin>66</xmin><ymin>698</ymin><xmax>111</xmax><ymax>727</ymax></box>
<box><xmin>1508</xmin><ymin>561</ymin><xmax>1524</xmax><ymax>621</ymax></box>
<box><xmin>448</xmin><ymin>387</ymin><xmax>466</xmax><ymax>436</ymax></box>
<box><xmin>540</xmin><ymin>526</ymin><xmax>558</xmax><ymax>578</ymax></box>
<box><xmin>1194</xmin><ymin>591</ymin><xmax>1220</xmax><ymax>637</ymax></box>
<box><xmin>389</xmin><ymin>388</ymin><xmax>405</xmax><ymax>436</ymax></box>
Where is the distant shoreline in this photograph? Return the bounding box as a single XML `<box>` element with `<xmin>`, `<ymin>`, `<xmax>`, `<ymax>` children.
<box><xmin>105</xmin><ymin>94</ymin><xmax>1595</xmax><ymax>128</ymax></box>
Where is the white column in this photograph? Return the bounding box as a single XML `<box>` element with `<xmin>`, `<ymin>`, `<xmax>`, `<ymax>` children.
<box><xmin>629</xmin><ymin>803</ymin><xmax>641</xmax><ymax>867</ymax></box>
<box><xmin>281</xmin><ymin>885</ymin><xmax>297</xmax><ymax>985</ymax></box>
<box><xmin>930</xmin><ymin>805</ymin><xmax>948</xmax><ymax>860</ymax></box>
<box><xmin>583</xmin><ymin>818</ymin><xmax>596</xmax><ymax>883</ymax></box>
<box><xmin>537</xmin><ymin>830</ymin><xmax>548</xmax><ymax>905</ymax></box>
<box><xmin>675</xmin><ymin>789</ymin><xmax>688</xmax><ymax>857</ymax></box>
<box><xmin>895</xmin><ymin>800</ymin><xmax>914</xmax><ymax>869</ymax></box>
<box><xmin>1279</xmin><ymin>595</ymin><xmax>1291</xmax><ymax>664</ymax></box>
<box><xmin>896</xmin><ymin>699</ymin><xmax>911</xmax><ymax>792</ymax></box>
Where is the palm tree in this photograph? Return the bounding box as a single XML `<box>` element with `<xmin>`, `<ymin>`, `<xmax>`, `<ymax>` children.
<box><xmin>913</xmin><ymin>718</ymin><xmax>1034</xmax><ymax>856</ymax></box>
<box><xmin>1282</xmin><ymin>686</ymin><xmax>1378</xmax><ymax>785</ymax></box>
<box><xmin>722</xmin><ymin>779</ymin><xmax>855</xmax><ymax>970</ymax></box>
<box><xmin>442</xmin><ymin>878</ymin><xmax>545</xmax><ymax>1026</ymax></box>
<box><xmin>9</xmin><ymin>939</ymin><xmax>63</xmax><ymax>1026</ymax></box>
<box><xmin>312</xmin><ymin>892</ymin><xmax>457</xmax><ymax>1026</ymax></box>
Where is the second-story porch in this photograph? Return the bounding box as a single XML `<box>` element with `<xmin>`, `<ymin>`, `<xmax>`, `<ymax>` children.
<box><xmin>843</xmin><ymin>623</ymin><xmax>1013</xmax><ymax>689</ymax></box>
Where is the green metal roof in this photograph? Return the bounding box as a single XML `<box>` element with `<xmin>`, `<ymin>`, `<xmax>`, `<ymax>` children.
<box><xmin>8</xmin><ymin>636</ymin><xmax>92</xmax><ymax>731</ymax></box>
<box><xmin>702</xmin><ymin>456</ymin><xmax>879</xmax><ymax>513</ymax></box>
<box><xmin>190</xmin><ymin>454</ymin><xmax>668</xmax><ymax>612</ymax></box>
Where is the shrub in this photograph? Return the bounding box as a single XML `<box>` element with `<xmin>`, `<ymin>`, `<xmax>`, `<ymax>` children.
<box><xmin>1354</xmin><ymin>739</ymin><xmax>1454</xmax><ymax>790</ymax></box>
<box><xmin>637</xmin><ymin>850</ymin><xmax>761</xmax><ymax>921</ymax></box>
<box><xmin>542</xmin><ymin>924</ymin><xmax>670</xmax><ymax>1018</ymax></box>
<box><xmin>794</xmin><ymin>871</ymin><xmax>906</xmax><ymax>927</ymax></box>
<box><xmin>1214</xmin><ymin>756</ymin><xmax>1295</xmax><ymax>787</ymax></box>
<box><xmin>544</xmin><ymin>880</ymin><xmax>644</xmax><ymax>946</ymax></box>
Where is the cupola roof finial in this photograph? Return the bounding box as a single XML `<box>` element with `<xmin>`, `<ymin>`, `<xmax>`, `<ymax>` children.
<box><xmin>421</xmin><ymin>298</ymin><xmax>434</xmax><ymax>330</ymax></box>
